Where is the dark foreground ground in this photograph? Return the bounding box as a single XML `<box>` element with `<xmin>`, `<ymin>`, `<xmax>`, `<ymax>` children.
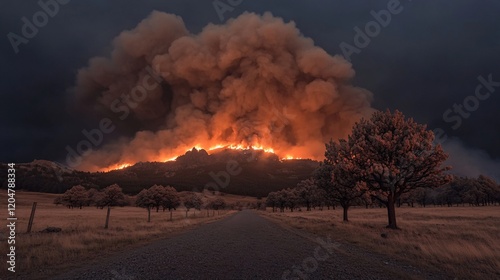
<box><xmin>49</xmin><ymin>210</ymin><xmax>447</xmax><ymax>280</ymax></box>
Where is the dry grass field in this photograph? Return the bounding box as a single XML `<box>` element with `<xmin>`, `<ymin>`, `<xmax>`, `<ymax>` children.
<box><xmin>2</xmin><ymin>190</ymin><xmax>498</xmax><ymax>279</ymax></box>
<box><xmin>0</xmin><ymin>190</ymin><xmax>240</xmax><ymax>278</ymax></box>
<box><xmin>262</xmin><ymin>206</ymin><xmax>500</xmax><ymax>279</ymax></box>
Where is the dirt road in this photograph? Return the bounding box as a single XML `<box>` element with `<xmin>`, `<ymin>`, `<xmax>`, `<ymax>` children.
<box><xmin>52</xmin><ymin>210</ymin><xmax>445</xmax><ymax>279</ymax></box>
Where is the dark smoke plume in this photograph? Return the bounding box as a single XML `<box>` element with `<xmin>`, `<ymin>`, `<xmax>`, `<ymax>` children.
<box><xmin>73</xmin><ymin>11</ymin><xmax>374</xmax><ymax>171</ymax></box>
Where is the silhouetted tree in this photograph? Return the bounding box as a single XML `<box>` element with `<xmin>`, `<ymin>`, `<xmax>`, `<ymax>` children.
<box><xmin>477</xmin><ymin>175</ymin><xmax>500</xmax><ymax>205</ymax></box>
<box><xmin>100</xmin><ymin>184</ymin><xmax>126</xmax><ymax>207</ymax></box>
<box><xmin>207</xmin><ymin>198</ymin><xmax>226</xmax><ymax>215</ymax></box>
<box><xmin>183</xmin><ymin>194</ymin><xmax>203</xmax><ymax>217</ymax></box>
<box><xmin>296</xmin><ymin>178</ymin><xmax>320</xmax><ymax>211</ymax></box>
<box><xmin>348</xmin><ymin>110</ymin><xmax>451</xmax><ymax>228</ymax></box>
<box><xmin>85</xmin><ymin>188</ymin><xmax>99</xmax><ymax>206</ymax></box>
<box><xmin>266</xmin><ymin>192</ymin><xmax>278</xmax><ymax>212</ymax></box>
<box><xmin>61</xmin><ymin>185</ymin><xmax>87</xmax><ymax>209</ymax></box>
<box><xmin>322</xmin><ymin>139</ymin><xmax>368</xmax><ymax>222</ymax></box>
<box><xmin>161</xmin><ymin>186</ymin><xmax>181</xmax><ymax>221</ymax></box>
<box><xmin>148</xmin><ymin>184</ymin><xmax>168</xmax><ymax>212</ymax></box>
<box><xmin>136</xmin><ymin>188</ymin><xmax>155</xmax><ymax>222</ymax></box>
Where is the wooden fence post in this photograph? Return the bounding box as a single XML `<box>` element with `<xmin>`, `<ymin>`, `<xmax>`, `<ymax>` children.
<box><xmin>104</xmin><ymin>206</ymin><xmax>111</xmax><ymax>229</ymax></box>
<box><xmin>27</xmin><ymin>202</ymin><xmax>37</xmax><ymax>233</ymax></box>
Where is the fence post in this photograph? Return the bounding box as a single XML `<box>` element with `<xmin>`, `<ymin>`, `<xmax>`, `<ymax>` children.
<box><xmin>27</xmin><ymin>202</ymin><xmax>37</xmax><ymax>233</ymax></box>
<box><xmin>104</xmin><ymin>206</ymin><xmax>111</xmax><ymax>229</ymax></box>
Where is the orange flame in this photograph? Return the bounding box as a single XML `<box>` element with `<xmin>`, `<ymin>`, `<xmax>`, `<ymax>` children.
<box><xmin>101</xmin><ymin>143</ymin><xmax>304</xmax><ymax>171</ymax></box>
<box><xmin>106</xmin><ymin>162</ymin><xmax>132</xmax><ymax>171</ymax></box>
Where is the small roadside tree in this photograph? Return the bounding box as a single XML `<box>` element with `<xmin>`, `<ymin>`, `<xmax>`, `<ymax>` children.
<box><xmin>286</xmin><ymin>188</ymin><xmax>301</xmax><ymax>212</ymax></box>
<box><xmin>314</xmin><ymin>162</ymin><xmax>336</xmax><ymax>210</ymax></box>
<box><xmin>322</xmin><ymin>139</ymin><xmax>367</xmax><ymax>222</ymax></box>
<box><xmin>275</xmin><ymin>190</ymin><xmax>289</xmax><ymax>212</ymax></box>
<box><xmin>148</xmin><ymin>184</ymin><xmax>168</xmax><ymax>212</ymax></box>
<box><xmin>349</xmin><ymin>110</ymin><xmax>451</xmax><ymax>228</ymax></box>
<box><xmin>296</xmin><ymin>178</ymin><xmax>320</xmax><ymax>211</ymax></box>
<box><xmin>266</xmin><ymin>192</ymin><xmax>278</xmax><ymax>212</ymax></box>
<box><xmin>162</xmin><ymin>186</ymin><xmax>181</xmax><ymax>221</ymax></box>
<box><xmin>209</xmin><ymin>198</ymin><xmax>226</xmax><ymax>215</ymax></box>
<box><xmin>183</xmin><ymin>194</ymin><xmax>203</xmax><ymax>217</ymax></box>
<box><xmin>61</xmin><ymin>185</ymin><xmax>87</xmax><ymax>209</ymax></box>
<box><xmin>136</xmin><ymin>188</ymin><xmax>155</xmax><ymax>222</ymax></box>
<box><xmin>100</xmin><ymin>184</ymin><xmax>126</xmax><ymax>207</ymax></box>
<box><xmin>85</xmin><ymin>188</ymin><xmax>99</xmax><ymax>207</ymax></box>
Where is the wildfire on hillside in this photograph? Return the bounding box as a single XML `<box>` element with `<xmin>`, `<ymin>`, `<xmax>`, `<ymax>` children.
<box><xmin>103</xmin><ymin>144</ymin><xmax>302</xmax><ymax>172</ymax></box>
<box><xmin>73</xmin><ymin>12</ymin><xmax>373</xmax><ymax>172</ymax></box>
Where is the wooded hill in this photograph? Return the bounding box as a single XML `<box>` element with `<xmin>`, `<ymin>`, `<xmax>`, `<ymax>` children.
<box><xmin>0</xmin><ymin>149</ymin><xmax>318</xmax><ymax>197</ymax></box>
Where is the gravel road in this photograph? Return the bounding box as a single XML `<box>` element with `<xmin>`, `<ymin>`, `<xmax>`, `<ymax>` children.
<box><xmin>51</xmin><ymin>210</ymin><xmax>444</xmax><ymax>280</ymax></box>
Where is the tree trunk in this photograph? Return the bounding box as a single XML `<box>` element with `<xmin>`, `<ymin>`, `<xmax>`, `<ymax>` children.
<box><xmin>169</xmin><ymin>210</ymin><xmax>173</xmax><ymax>221</ymax></box>
<box><xmin>147</xmin><ymin>207</ymin><xmax>151</xmax><ymax>223</ymax></box>
<box><xmin>342</xmin><ymin>206</ymin><xmax>349</xmax><ymax>222</ymax></box>
<box><xmin>386</xmin><ymin>196</ymin><xmax>398</xmax><ymax>229</ymax></box>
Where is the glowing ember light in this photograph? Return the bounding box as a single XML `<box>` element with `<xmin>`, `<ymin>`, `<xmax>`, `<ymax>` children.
<box><xmin>208</xmin><ymin>144</ymin><xmax>275</xmax><ymax>153</ymax></box>
<box><xmin>103</xmin><ymin>162</ymin><xmax>132</xmax><ymax>171</ymax></box>
<box><xmin>104</xmin><ymin>143</ymin><xmax>304</xmax><ymax>171</ymax></box>
<box><xmin>116</xmin><ymin>163</ymin><xmax>131</xmax><ymax>169</ymax></box>
<box><xmin>209</xmin><ymin>144</ymin><xmax>225</xmax><ymax>150</ymax></box>
<box><xmin>281</xmin><ymin>155</ymin><xmax>303</xmax><ymax>160</ymax></box>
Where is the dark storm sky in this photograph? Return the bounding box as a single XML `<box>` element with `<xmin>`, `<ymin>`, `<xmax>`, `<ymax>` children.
<box><xmin>1</xmin><ymin>0</ymin><xmax>499</xmax><ymax>175</ymax></box>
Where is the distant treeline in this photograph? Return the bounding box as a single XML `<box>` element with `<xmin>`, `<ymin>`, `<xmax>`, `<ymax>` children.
<box><xmin>267</xmin><ymin>175</ymin><xmax>500</xmax><ymax>212</ymax></box>
<box><xmin>0</xmin><ymin>159</ymin><xmax>317</xmax><ymax>197</ymax></box>
<box><xmin>55</xmin><ymin>183</ymin><xmax>244</xmax><ymax>214</ymax></box>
